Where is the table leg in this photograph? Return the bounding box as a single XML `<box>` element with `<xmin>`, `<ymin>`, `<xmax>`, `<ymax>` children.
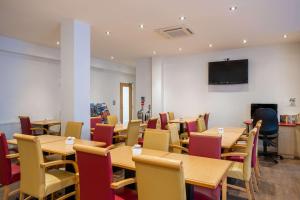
<box><xmin>180</xmin><ymin>123</ymin><xmax>184</xmax><ymax>134</ymax></box>
<box><xmin>65</xmin><ymin>154</ymin><xmax>76</xmax><ymax>200</ymax></box>
<box><xmin>222</xmin><ymin>175</ymin><xmax>227</xmax><ymax>200</ymax></box>
<box><xmin>185</xmin><ymin>184</ymin><xmax>194</xmax><ymax>200</ymax></box>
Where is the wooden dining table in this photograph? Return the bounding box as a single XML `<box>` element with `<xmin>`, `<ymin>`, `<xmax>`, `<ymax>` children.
<box><xmin>110</xmin><ymin>146</ymin><xmax>232</xmax><ymax>200</ymax></box>
<box><xmin>169</xmin><ymin>117</ymin><xmax>197</xmax><ymax>133</ymax></box>
<box><xmin>31</xmin><ymin>119</ymin><xmax>61</xmax><ymax>134</ymax></box>
<box><xmin>181</xmin><ymin>127</ymin><xmax>246</xmax><ymax>149</ymax></box>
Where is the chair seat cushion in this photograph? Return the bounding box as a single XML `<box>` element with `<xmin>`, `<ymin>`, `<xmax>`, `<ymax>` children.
<box><xmin>194</xmin><ymin>185</ymin><xmax>220</xmax><ymax>200</ymax></box>
<box><xmin>45</xmin><ymin>169</ymin><xmax>76</xmax><ymax>196</ymax></box>
<box><xmin>227</xmin><ymin>162</ymin><xmax>244</xmax><ymax>181</ymax></box>
<box><xmin>11</xmin><ymin>163</ymin><xmax>20</xmax><ymax>183</ymax></box>
<box><xmin>115</xmin><ymin>187</ymin><xmax>138</xmax><ymax>200</ymax></box>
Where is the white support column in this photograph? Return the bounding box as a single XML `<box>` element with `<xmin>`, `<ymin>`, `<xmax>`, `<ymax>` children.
<box><xmin>151</xmin><ymin>56</ymin><xmax>164</xmax><ymax>116</ymax></box>
<box><xmin>60</xmin><ymin>19</ymin><xmax>90</xmax><ymax>139</ymax></box>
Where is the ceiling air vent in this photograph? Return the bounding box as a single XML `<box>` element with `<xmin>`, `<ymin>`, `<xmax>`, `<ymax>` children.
<box><xmin>156</xmin><ymin>25</ymin><xmax>194</xmax><ymax>39</ymax></box>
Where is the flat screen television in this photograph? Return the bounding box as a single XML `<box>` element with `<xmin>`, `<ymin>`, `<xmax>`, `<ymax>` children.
<box><xmin>208</xmin><ymin>59</ymin><xmax>248</xmax><ymax>85</ymax></box>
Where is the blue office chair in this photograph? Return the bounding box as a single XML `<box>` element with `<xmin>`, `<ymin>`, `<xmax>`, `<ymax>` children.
<box><xmin>253</xmin><ymin>108</ymin><xmax>283</xmax><ymax>163</ymax></box>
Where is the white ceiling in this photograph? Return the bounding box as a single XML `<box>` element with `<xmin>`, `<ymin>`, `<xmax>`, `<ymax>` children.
<box><xmin>1</xmin><ymin>0</ymin><xmax>300</xmax><ymax>66</ymax></box>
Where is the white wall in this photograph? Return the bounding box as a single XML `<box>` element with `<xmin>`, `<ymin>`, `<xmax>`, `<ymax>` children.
<box><xmin>0</xmin><ymin>35</ymin><xmax>135</xmax><ymax>138</ymax></box>
<box><xmin>150</xmin><ymin>43</ymin><xmax>300</xmax><ymax>127</ymax></box>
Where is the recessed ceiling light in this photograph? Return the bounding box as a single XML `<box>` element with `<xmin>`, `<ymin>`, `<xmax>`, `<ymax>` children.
<box><xmin>209</xmin><ymin>44</ymin><xmax>213</xmax><ymax>48</ymax></box>
<box><xmin>56</xmin><ymin>41</ymin><xmax>60</xmax><ymax>45</ymax></box>
<box><xmin>179</xmin><ymin>16</ymin><xmax>186</xmax><ymax>21</ymax></box>
<box><xmin>139</xmin><ymin>24</ymin><xmax>144</xmax><ymax>29</ymax></box>
<box><xmin>153</xmin><ymin>51</ymin><xmax>157</xmax><ymax>55</ymax></box>
<box><xmin>242</xmin><ymin>39</ymin><xmax>247</xmax><ymax>44</ymax></box>
<box><xmin>283</xmin><ymin>34</ymin><xmax>288</xmax><ymax>38</ymax></box>
<box><xmin>178</xmin><ymin>47</ymin><xmax>182</xmax><ymax>52</ymax></box>
<box><xmin>229</xmin><ymin>6</ymin><xmax>237</xmax><ymax>11</ymax></box>
<box><xmin>110</xmin><ymin>56</ymin><xmax>114</xmax><ymax>60</ymax></box>
<box><xmin>106</xmin><ymin>31</ymin><xmax>111</xmax><ymax>36</ymax></box>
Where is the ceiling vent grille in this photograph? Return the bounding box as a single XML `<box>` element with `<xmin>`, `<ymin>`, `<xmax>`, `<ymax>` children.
<box><xmin>156</xmin><ymin>25</ymin><xmax>194</xmax><ymax>39</ymax></box>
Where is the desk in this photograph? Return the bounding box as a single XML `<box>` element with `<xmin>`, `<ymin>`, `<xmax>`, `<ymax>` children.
<box><xmin>181</xmin><ymin>127</ymin><xmax>246</xmax><ymax>149</ymax></box>
<box><xmin>110</xmin><ymin>146</ymin><xmax>232</xmax><ymax>200</ymax></box>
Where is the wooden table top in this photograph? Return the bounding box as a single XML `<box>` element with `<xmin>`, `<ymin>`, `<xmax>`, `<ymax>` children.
<box><xmin>110</xmin><ymin>146</ymin><xmax>232</xmax><ymax>189</ymax></box>
<box><xmin>114</xmin><ymin>123</ymin><xmax>147</xmax><ymax>133</ymax></box>
<box><xmin>8</xmin><ymin>135</ymin><xmax>105</xmax><ymax>156</ymax></box>
<box><xmin>182</xmin><ymin>127</ymin><xmax>246</xmax><ymax>149</ymax></box>
<box><xmin>31</xmin><ymin>120</ymin><xmax>61</xmax><ymax>126</ymax></box>
<box><xmin>169</xmin><ymin>118</ymin><xmax>197</xmax><ymax>124</ymax></box>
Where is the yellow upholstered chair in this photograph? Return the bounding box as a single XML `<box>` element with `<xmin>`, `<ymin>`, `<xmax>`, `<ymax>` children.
<box><xmin>107</xmin><ymin>115</ymin><xmax>118</xmax><ymax>126</ymax></box>
<box><xmin>196</xmin><ymin>116</ymin><xmax>206</xmax><ymax>132</ymax></box>
<box><xmin>168</xmin><ymin>123</ymin><xmax>188</xmax><ymax>154</ymax></box>
<box><xmin>168</xmin><ymin>112</ymin><xmax>175</xmax><ymax>121</ymax></box>
<box><xmin>114</xmin><ymin>120</ymin><xmax>141</xmax><ymax>146</ymax></box>
<box><xmin>222</xmin><ymin>128</ymin><xmax>257</xmax><ymax>200</ymax></box>
<box><xmin>64</xmin><ymin>121</ymin><xmax>84</xmax><ymax>139</ymax></box>
<box><xmin>143</xmin><ymin>128</ymin><xmax>170</xmax><ymax>152</ymax></box>
<box><xmin>133</xmin><ymin>154</ymin><xmax>186</xmax><ymax>200</ymax></box>
<box><xmin>14</xmin><ymin>134</ymin><xmax>78</xmax><ymax>200</ymax></box>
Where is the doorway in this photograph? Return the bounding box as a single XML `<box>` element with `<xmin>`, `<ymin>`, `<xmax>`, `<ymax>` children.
<box><xmin>120</xmin><ymin>83</ymin><xmax>132</xmax><ymax>124</ymax></box>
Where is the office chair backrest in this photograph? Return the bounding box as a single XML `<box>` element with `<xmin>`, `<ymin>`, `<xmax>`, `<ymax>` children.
<box><xmin>14</xmin><ymin>134</ymin><xmax>45</xmax><ymax>198</ymax></box>
<box><xmin>133</xmin><ymin>154</ymin><xmax>186</xmax><ymax>200</ymax></box>
<box><xmin>253</xmin><ymin>108</ymin><xmax>278</xmax><ymax>135</ymax></box>
<box><xmin>19</xmin><ymin>116</ymin><xmax>32</xmax><ymax>135</ymax></box>
<box><xmin>74</xmin><ymin>145</ymin><xmax>114</xmax><ymax>200</ymax></box>
<box><xmin>93</xmin><ymin>124</ymin><xmax>114</xmax><ymax>148</ymax></box>
<box><xmin>143</xmin><ymin>129</ymin><xmax>170</xmax><ymax>152</ymax></box>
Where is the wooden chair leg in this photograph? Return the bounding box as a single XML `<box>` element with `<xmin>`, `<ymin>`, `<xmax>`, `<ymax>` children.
<box><xmin>19</xmin><ymin>192</ymin><xmax>24</xmax><ymax>200</ymax></box>
<box><xmin>252</xmin><ymin>169</ymin><xmax>259</xmax><ymax>192</ymax></box>
<box><xmin>255</xmin><ymin>164</ymin><xmax>261</xmax><ymax>179</ymax></box>
<box><xmin>2</xmin><ymin>185</ymin><xmax>9</xmax><ymax>200</ymax></box>
<box><xmin>245</xmin><ymin>181</ymin><xmax>253</xmax><ymax>200</ymax></box>
<box><xmin>249</xmin><ymin>178</ymin><xmax>256</xmax><ymax>200</ymax></box>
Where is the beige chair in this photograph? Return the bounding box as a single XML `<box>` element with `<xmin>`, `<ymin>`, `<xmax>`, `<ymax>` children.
<box><xmin>222</xmin><ymin>128</ymin><xmax>257</xmax><ymax>200</ymax></box>
<box><xmin>114</xmin><ymin>120</ymin><xmax>141</xmax><ymax>146</ymax></box>
<box><xmin>14</xmin><ymin>134</ymin><xmax>78</xmax><ymax>200</ymax></box>
<box><xmin>143</xmin><ymin>128</ymin><xmax>170</xmax><ymax>151</ymax></box>
<box><xmin>133</xmin><ymin>154</ymin><xmax>186</xmax><ymax>200</ymax></box>
<box><xmin>64</xmin><ymin>121</ymin><xmax>84</xmax><ymax>139</ymax></box>
<box><xmin>196</xmin><ymin>116</ymin><xmax>206</xmax><ymax>132</ymax></box>
<box><xmin>107</xmin><ymin>115</ymin><xmax>118</xmax><ymax>126</ymax></box>
<box><xmin>168</xmin><ymin>112</ymin><xmax>175</xmax><ymax>121</ymax></box>
<box><xmin>168</xmin><ymin>123</ymin><xmax>188</xmax><ymax>154</ymax></box>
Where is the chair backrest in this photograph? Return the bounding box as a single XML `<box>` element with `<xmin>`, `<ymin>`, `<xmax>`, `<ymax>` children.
<box><xmin>14</xmin><ymin>133</ymin><xmax>45</xmax><ymax>198</ymax></box>
<box><xmin>74</xmin><ymin>145</ymin><xmax>114</xmax><ymax>200</ymax></box>
<box><xmin>147</xmin><ymin>118</ymin><xmax>158</xmax><ymax>129</ymax></box>
<box><xmin>189</xmin><ymin>133</ymin><xmax>222</xmax><ymax>159</ymax></box>
<box><xmin>143</xmin><ymin>129</ymin><xmax>170</xmax><ymax>152</ymax></box>
<box><xmin>159</xmin><ymin>113</ymin><xmax>168</xmax><ymax>130</ymax></box>
<box><xmin>107</xmin><ymin>115</ymin><xmax>118</xmax><ymax>126</ymax></box>
<box><xmin>126</xmin><ymin>120</ymin><xmax>141</xmax><ymax>146</ymax></box>
<box><xmin>133</xmin><ymin>154</ymin><xmax>186</xmax><ymax>200</ymax></box>
<box><xmin>204</xmin><ymin>113</ymin><xmax>210</xmax><ymax>129</ymax></box>
<box><xmin>243</xmin><ymin>128</ymin><xmax>256</xmax><ymax>181</ymax></box>
<box><xmin>0</xmin><ymin>132</ymin><xmax>13</xmax><ymax>185</ymax></box>
<box><xmin>64</xmin><ymin>121</ymin><xmax>84</xmax><ymax>139</ymax></box>
<box><xmin>186</xmin><ymin>120</ymin><xmax>198</xmax><ymax>137</ymax></box>
<box><xmin>93</xmin><ymin>124</ymin><xmax>114</xmax><ymax>148</ymax></box>
<box><xmin>19</xmin><ymin>116</ymin><xmax>32</xmax><ymax>135</ymax></box>
<box><xmin>90</xmin><ymin>117</ymin><xmax>102</xmax><ymax>129</ymax></box>
<box><xmin>168</xmin><ymin>112</ymin><xmax>175</xmax><ymax>121</ymax></box>
<box><xmin>168</xmin><ymin>123</ymin><xmax>181</xmax><ymax>154</ymax></box>
<box><xmin>252</xmin><ymin>120</ymin><xmax>262</xmax><ymax>168</ymax></box>
<box><xmin>196</xmin><ymin>116</ymin><xmax>206</xmax><ymax>132</ymax></box>
<box><xmin>253</xmin><ymin>108</ymin><xmax>278</xmax><ymax>135</ymax></box>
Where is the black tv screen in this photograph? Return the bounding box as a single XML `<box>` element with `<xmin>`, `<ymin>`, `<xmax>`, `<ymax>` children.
<box><xmin>208</xmin><ymin>59</ymin><xmax>248</xmax><ymax>85</ymax></box>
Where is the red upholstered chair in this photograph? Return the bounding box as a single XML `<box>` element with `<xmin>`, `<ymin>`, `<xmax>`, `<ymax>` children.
<box><xmin>74</xmin><ymin>144</ymin><xmax>137</xmax><ymax>200</ymax></box>
<box><xmin>0</xmin><ymin>132</ymin><xmax>20</xmax><ymax>200</ymax></box>
<box><xmin>93</xmin><ymin>124</ymin><xmax>114</xmax><ymax>148</ymax></box>
<box><xmin>90</xmin><ymin>117</ymin><xmax>102</xmax><ymax>140</ymax></box>
<box><xmin>159</xmin><ymin>113</ymin><xmax>168</xmax><ymax>130</ymax></box>
<box><xmin>147</xmin><ymin>118</ymin><xmax>158</xmax><ymax>129</ymax></box>
<box><xmin>204</xmin><ymin>113</ymin><xmax>210</xmax><ymax>129</ymax></box>
<box><xmin>19</xmin><ymin>116</ymin><xmax>45</xmax><ymax>135</ymax></box>
<box><xmin>186</xmin><ymin>120</ymin><xmax>198</xmax><ymax>137</ymax></box>
<box><xmin>189</xmin><ymin>134</ymin><xmax>222</xmax><ymax>200</ymax></box>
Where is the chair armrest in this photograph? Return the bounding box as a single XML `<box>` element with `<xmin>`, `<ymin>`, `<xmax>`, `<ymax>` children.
<box><xmin>232</xmin><ymin>144</ymin><xmax>247</xmax><ymax>149</ymax></box>
<box><xmin>107</xmin><ymin>145</ymin><xmax>115</xmax><ymax>150</ymax></box>
<box><xmin>238</xmin><ymin>135</ymin><xmax>248</xmax><ymax>141</ymax></box>
<box><xmin>90</xmin><ymin>128</ymin><xmax>95</xmax><ymax>132</ymax></box>
<box><xmin>221</xmin><ymin>152</ymin><xmax>248</xmax><ymax>158</ymax></box>
<box><xmin>41</xmin><ymin>160</ymin><xmax>79</xmax><ymax>173</ymax></box>
<box><xmin>113</xmin><ymin>135</ymin><xmax>127</xmax><ymax>139</ymax></box>
<box><xmin>6</xmin><ymin>153</ymin><xmax>19</xmax><ymax>159</ymax></box>
<box><xmin>170</xmin><ymin>144</ymin><xmax>189</xmax><ymax>153</ymax></box>
<box><xmin>111</xmin><ymin>178</ymin><xmax>136</xmax><ymax>190</ymax></box>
